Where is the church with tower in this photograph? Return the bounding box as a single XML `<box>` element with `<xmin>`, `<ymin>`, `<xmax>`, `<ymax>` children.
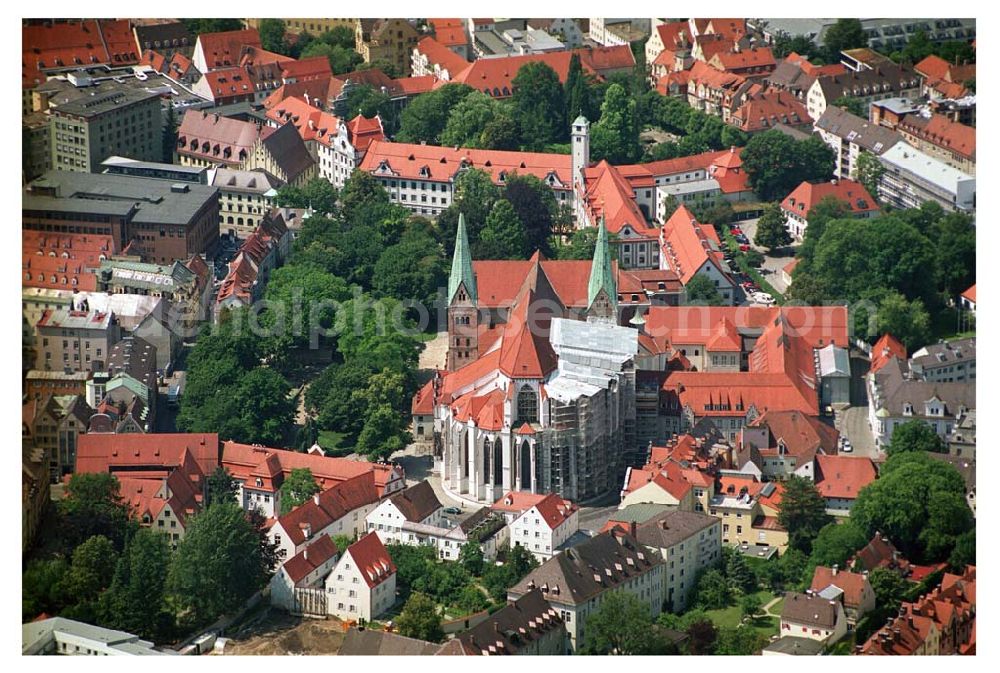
<box><xmin>413</xmin><ymin>215</ymin><xmax>641</xmax><ymax>504</ymax></box>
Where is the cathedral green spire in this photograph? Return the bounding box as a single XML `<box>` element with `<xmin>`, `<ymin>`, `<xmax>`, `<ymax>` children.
<box><xmin>448</xmin><ymin>213</ymin><xmax>477</xmax><ymax>303</ymax></box>
<box><xmin>587</xmin><ymin>219</ymin><xmax>617</xmax><ymax>312</ymax></box>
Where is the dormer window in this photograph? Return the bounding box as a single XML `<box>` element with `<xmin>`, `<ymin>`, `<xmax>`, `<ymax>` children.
<box><xmin>903</xmin><ymin>403</ymin><xmax>913</xmax><ymax>416</ymax></box>
<box><xmin>255</xmin><ymin>477</ymin><xmax>263</xmax><ymax>487</ymax></box>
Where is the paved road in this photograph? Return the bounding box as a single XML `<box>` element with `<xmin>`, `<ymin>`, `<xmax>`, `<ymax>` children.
<box><xmin>736</xmin><ymin>218</ymin><xmax>798</xmax><ymax>295</ymax></box>
<box><xmin>834</xmin><ymin>406</ymin><xmax>879</xmax><ymax>459</ymax></box>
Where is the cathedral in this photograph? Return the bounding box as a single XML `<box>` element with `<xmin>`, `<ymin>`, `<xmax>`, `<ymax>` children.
<box><xmin>413</xmin><ymin>216</ymin><xmax>641</xmax><ymax>504</ymax></box>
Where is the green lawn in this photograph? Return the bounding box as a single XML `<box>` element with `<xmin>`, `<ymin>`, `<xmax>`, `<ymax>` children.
<box><xmin>703</xmin><ymin>591</ymin><xmax>781</xmax><ymax>638</ymax></box>
<box><xmin>317</xmin><ymin>430</ymin><xmax>356</xmax><ymax>456</ymax></box>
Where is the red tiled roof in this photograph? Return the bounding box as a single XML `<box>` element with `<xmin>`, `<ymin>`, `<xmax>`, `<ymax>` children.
<box><xmin>706</xmin><ymin>19</ymin><xmax>747</xmax><ymax>42</ymax></box>
<box><xmin>76</xmin><ymin>433</ymin><xmax>220</xmax><ymax>477</ymax></box>
<box><xmin>283</xmin><ymin>534</ymin><xmax>340</xmax><ymax>585</ymax></box>
<box><xmin>491</xmin><ymin>490</ymin><xmax>548</xmax><ymax>513</ymax></box>
<box><xmin>898</xmin><ymin>113</ymin><xmax>975</xmax><ymax>162</ymax></box>
<box><xmin>196</xmin><ymin>28</ymin><xmax>261</xmax><ymax>70</ymax></box>
<box><xmin>781</xmin><ymin>179</ymin><xmax>879</xmax><ymax>218</ymax></box>
<box><xmin>22</xmin><ymin>19</ymin><xmax>138</xmax><ymax>89</ymax></box>
<box><xmin>814</xmin><ymin>455</ymin><xmax>877</xmax><ymax>501</ymax></box>
<box><xmin>394</xmin><ymin>75</ymin><xmax>437</xmax><ymax>96</ymax></box>
<box><xmin>961</xmin><ymin>284</ymin><xmax>976</xmax><ymax>304</ymax></box>
<box><xmin>22</xmin><ymin>254</ymin><xmax>99</xmax><ymax>292</ymax></box>
<box><xmin>222</xmin><ymin>441</ymin><xmax>401</xmax><ymax>496</ymax></box>
<box><xmin>687</xmin><ymin>59</ymin><xmax>747</xmax><ymax>91</ymax></box>
<box><xmin>262</xmin><ymin>79</ymin><xmax>332</xmax><ymax>111</ymax></box>
<box><xmin>281</xmin><ymin>56</ymin><xmax>332</xmax><ymax>81</ymax></box>
<box><xmin>452</xmin><ymin>388</ymin><xmax>506</xmax><ymax>431</ymax></box>
<box><xmin>782</xmin><ymin>258</ymin><xmax>799</xmax><ymax>276</ymax></box>
<box><xmin>360</xmin><ymin>140</ymin><xmax>572</xmax><ymax>188</ymax></box>
<box><xmin>655</xmin><ymin>21</ymin><xmax>690</xmax><ymax>50</ymax></box>
<box><xmin>531</xmin><ymin>492</ymin><xmax>579</xmax><ymax>529</ymax></box>
<box><xmin>749</xmin><ymin>410</ymin><xmax>839</xmax><ymax>457</ymax></box>
<box><xmin>731</xmin><ymin>90</ymin><xmax>809</xmax><ymax>132</ymax></box>
<box><xmin>578</xmin><ymin>45</ymin><xmax>636</xmax><ymax>74</ymax></box>
<box><xmin>266</xmin><ymin>95</ymin><xmax>342</xmax><ymax>147</ymax></box>
<box><xmin>429</xmin><ymin>19</ymin><xmax>469</xmax><ymax>48</ymax></box>
<box><xmin>709</xmin><ymin>46</ymin><xmax>775</xmax><ymax>73</ymax></box>
<box><xmin>660</xmin><ymin>204</ymin><xmax>727</xmax><ymax>284</ymax></box>
<box><xmin>581</xmin><ymin>161</ymin><xmax>657</xmax><ymax>237</ymax></box>
<box><xmin>347</xmin><ymin>532</ymin><xmax>397</xmax><ymax>588</ymax></box>
<box><xmin>497</xmin><ymin>292</ymin><xmax>558</xmax><ymax>379</ymax></box>
<box><xmin>449</xmin><ymin>51</ymin><xmax>598</xmax><ymax>97</ymax></box>
<box><xmin>870</xmin><ymin>333</ymin><xmax>907</xmax><ymax>374</ymax></box>
<box><xmin>416</xmin><ymin>36</ymin><xmax>469</xmax><ymax>77</ymax></box>
<box><xmin>274</xmin><ymin>472</ymin><xmax>379</xmax><ymax>548</ymax></box>
<box><xmin>811</xmin><ymin>566</ymin><xmax>870</xmax><ymax>609</ymax></box>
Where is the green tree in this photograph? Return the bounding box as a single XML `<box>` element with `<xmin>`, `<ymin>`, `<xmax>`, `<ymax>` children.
<box><xmin>684</xmin><ymin>274</ymin><xmax>725</xmax><ymax>306</ymax></box>
<box><xmin>832</xmin><ymin>96</ymin><xmax>867</xmax><ymax>117</ymax></box>
<box><xmin>760</xmin><ymin>547</ymin><xmax>809</xmax><ymax>593</ymax></box>
<box><xmin>795</xmin><ymin>196</ymin><xmax>849</xmax><ymax>267</ymax></box>
<box><xmin>162</xmin><ymin>103</ymin><xmax>178</xmax><ymax>163</ymax></box>
<box><xmin>931</xmin><ymin>212</ymin><xmax>976</xmax><ymax>297</ymax></box>
<box><xmin>591</xmin><ymin>83</ymin><xmax>640</xmax><ymax>164</ymax></box>
<box><xmin>684</xmin><ymin>618</ymin><xmax>719</xmax><ymax>654</ymax></box>
<box><xmin>456</xmin><ymin>584</ymin><xmax>490</xmax><ymax>613</ymax></box>
<box><xmin>279</xmin><ymin>468</ymin><xmax>321</xmax><ymax>515</ymax></box>
<box><xmin>100</xmin><ymin>529</ymin><xmax>173</xmax><ymax>640</ymax></box>
<box><xmin>258</xmin><ymin>19</ymin><xmax>288</xmax><ymax>53</ymax></box>
<box><xmin>206</xmin><ymin>466</ymin><xmax>239</xmax><ymax>507</ymax></box>
<box><xmin>556</xmin><ymin>227</ymin><xmax>600</xmax><ymax>260</ymax></box>
<box><xmin>503</xmin><ymin>174</ymin><xmax>558</xmax><ymax>256</ymax></box>
<box><xmin>373</xmin><ymin>223</ymin><xmax>447</xmax><ymax>311</ymax></box>
<box><xmin>397</xmin><ymin>84</ymin><xmax>476</xmax><ymax>144</ymax></box>
<box><xmin>949</xmin><ymin>530</ymin><xmax>975</xmax><ymax>569</ymax></box>
<box><xmin>876</xmin><ymin>292</ymin><xmax>932</xmax><ymax>352</ymax></box>
<box><xmin>824</xmin><ymin>19</ymin><xmax>867</xmax><ymax>62</ymax></box>
<box><xmin>181</xmin><ymin>18</ymin><xmax>244</xmax><ymax>35</ymax></box>
<box><xmin>772</xmin><ymin>32</ymin><xmax>823</xmax><ymax>61</ymax></box>
<box><xmin>694</xmin><ymin>569</ymin><xmax>731</xmax><ymax>609</ymax></box>
<box><xmin>300</xmin><ymin>41</ymin><xmax>362</xmax><ymax>75</ymax></box>
<box><xmin>564</xmin><ymin>52</ymin><xmax>595</xmax><ymax>122</ymax></box>
<box><xmin>261</xmin><ymin>262</ymin><xmax>350</xmax><ymax>361</ymax></box>
<box><xmin>396</xmin><ymin>592</ymin><xmax>443</xmax><ymax>642</ymax></box>
<box><xmin>851</xmin><ymin>451</ymin><xmax>971</xmax><ymax>562</ymax></box>
<box><xmin>64</xmin><ymin>535</ymin><xmax>118</xmax><ymax>608</ymax></box>
<box><xmin>307</xmin><ymin>359</ymin><xmax>379</xmax><ymax>436</ymax></box>
<box><xmin>458</xmin><ymin>541</ymin><xmax>485</xmax><ymax>576</ymax></box>
<box><xmin>355</xmin><ymin>404</ymin><xmax>412</xmax><ymax>461</ymax></box>
<box><xmin>480</xmin><ymin>113</ymin><xmax>522</xmax><ymax>150</ymax></box>
<box><xmin>725</xmin><ymin>547</ymin><xmax>757</xmax><ymax>594</ymax></box>
<box><xmin>511</xmin><ymin>61</ymin><xmax>566</xmax><ymax>150</ymax></box>
<box><xmin>740</xmin><ymin>593</ymin><xmax>763</xmax><ymax>620</ymax></box>
<box><xmin>440</xmin><ymin>91</ymin><xmax>508</xmax><ymax>149</ymax></box>
<box><xmin>478</xmin><ymin>199</ymin><xmax>528</xmax><ymax>259</ymax></box>
<box><xmin>777</xmin><ymin>475</ymin><xmax>833</xmax><ymax>554</ymax></box>
<box><xmin>754</xmin><ymin>202</ymin><xmax>793</xmax><ymax>251</ymax></box>
<box><xmin>168</xmin><ymin>503</ymin><xmax>271</xmax><ymax>627</ymax></box>
<box><xmin>854</xmin><ymin>150</ymin><xmax>885</xmax><ymax>202</ymax></box>
<box><xmin>22</xmin><ymin>558</ymin><xmax>69</xmax><ymax>621</ymax></box>
<box><xmin>868</xmin><ymin>567</ymin><xmax>909</xmax><ymax>616</ymax></box>
<box><xmin>715</xmin><ymin>625</ymin><xmax>769</xmax><ymax>655</ymax></box>
<box><xmin>386</xmin><ymin>544</ymin><xmax>437</xmax><ymax>596</ymax></box>
<box><xmin>809</xmin><ymin>521</ymin><xmax>868</xmax><ymax>570</ymax></box>
<box><xmin>60</xmin><ymin>473</ymin><xmax>134</xmax><ymax>550</ymax></box>
<box><xmin>886</xmin><ymin>419</ymin><xmax>947</xmax><ymax>457</ymax></box>
<box><xmin>742</xmin><ymin>131</ymin><xmax>835</xmax><ymax>201</ymax></box>
<box><xmin>581</xmin><ymin>591</ymin><xmax>669</xmax><ymax>654</ymax></box>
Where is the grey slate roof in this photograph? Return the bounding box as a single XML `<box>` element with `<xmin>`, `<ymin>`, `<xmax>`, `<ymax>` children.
<box><xmin>814</xmin><ymin>106</ymin><xmax>903</xmax><ymax>155</ymax></box>
<box><xmin>634</xmin><ymin>510</ymin><xmax>719</xmax><ymax>550</ymax></box>
<box><xmin>456</xmin><ymin>589</ymin><xmax>563</xmax><ymax>655</ymax></box>
<box><xmin>339</xmin><ymin>628</ymin><xmax>441</xmax><ymax>655</ymax></box>
<box><xmin>260</xmin><ymin>122</ymin><xmax>315</xmax><ymax>182</ymax></box>
<box><xmin>780</xmin><ymin>591</ymin><xmax>839</xmax><ymax>629</ymax></box>
<box><xmin>51</xmin><ymin>86</ymin><xmax>161</xmax><ymax>117</ymax></box>
<box><xmin>872</xmin><ymin>358</ymin><xmax>975</xmax><ymax>418</ymax></box>
<box><xmin>909</xmin><ymin>337</ymin><xmax>976</xmax><ymax>370</ymax></box>
<box><xmin>814</xmin><ymin>64</ymin><xmax>920</xmax><ymax>103</ymax></box>
<box><xmin>389</xmin><ymin>480</ymin><xmax>443</xmax><ymax>523</ymax></box>
<box><xmin>509</xmin><ymin>530</ymin><xmax>663</xmax><ymax>607</ymax></box>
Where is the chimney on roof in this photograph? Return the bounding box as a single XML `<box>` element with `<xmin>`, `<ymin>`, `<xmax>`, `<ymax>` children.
<box><xmin>629</xmin><ymin>520</ymin><xmax>637</xmax><ymax>538</ymax></box>
<box><xmin>832</xmin><ymin>564</ymin><xmax>838</xmax><ymax>576</ymax></box>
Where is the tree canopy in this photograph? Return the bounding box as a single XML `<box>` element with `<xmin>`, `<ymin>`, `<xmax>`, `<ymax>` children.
<box><xmin>741</xmin><ymin>131</ymin><xmax>835</xmax><ymax>201</ymax></box>
<box><xmin>851</xmin><ymin>451</ymin><xmax>972</xmax><ymax>562</ymax></box>
<box><xmin>753</xmin><ymin>202</ymin><xmax>793</xmax><ymax>252</ymax></box>
<box><xmin>279</xmin><ymin>468</ymin><xmax>321</xmax><ymax>515</ymax></box>
<box><xmin>581</xmin><ymin>591</ymin><xmax>676</xmax><ymax>654</ymax></box>
<box><xmin>777</xmin><ymin>475</ymin><xmax>833</xmax><ymax>554</ymax></box>
<box><xmin>396</xmin><ymin>592</ymin><xmax>444</xmax><ymax>642</ymax></box>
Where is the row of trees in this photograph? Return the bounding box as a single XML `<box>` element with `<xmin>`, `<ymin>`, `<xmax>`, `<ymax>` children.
<box><xmin>23</xmin><ymin>473</ymin><xmax>279</xmax><ymax>640</ymax></box>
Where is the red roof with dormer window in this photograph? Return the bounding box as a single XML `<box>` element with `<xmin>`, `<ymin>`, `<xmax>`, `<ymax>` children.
<box><xmin>346</xmin><ymin>532</ymin><xmax>397</xmax><ymax>588</ymax></box>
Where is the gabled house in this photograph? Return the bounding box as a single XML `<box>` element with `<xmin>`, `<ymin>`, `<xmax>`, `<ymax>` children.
<box><xmin>780</xmin><ymin>178</ymin><xmax>879</xmax><ymax>240</ymax></box>
<box><xmin>270</xmin><ymin>534</ymin><xmax>340</xmax><ymax>613</ymax></box>
<box><xmin>241</xmin><ymin>122</ymin><xmax>317</xmax><ymax>187</ymax></box>
<box><xmin>810</xmin><ymin>564</ymin><xmax>876</xmax><ymax>625</ymax></box>
<box><xmin>325</xmin><ymin>532</ymin><xmax>397</xmax><ymax>622</ymax></box>
<box><xmin>365</xmin><ymin>480</ymin><xmax>444</xmax><ymax>545</ymax></box>
<box><xmin>780</xmin><ymin>591</ymin><xmax>848</xmax><ymax>645</ymax></box>
<box><xmin>505</xmin><ymin>492</ymin><xmax>580</xmax><ymax>560</ymax></box>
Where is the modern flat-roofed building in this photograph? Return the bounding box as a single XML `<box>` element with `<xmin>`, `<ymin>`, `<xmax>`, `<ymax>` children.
<box><xmin>877</xmin><ymin>142</ymin><xmax>975</xmax><ymax>212</ymax></box>
<box><xmin>25</xmin><ymin>170</ymin><xmax>220</xmax><ymax>265</ymax></box>
<box><xmin>101</xmin><ymin>156</ymin><xmax>207</xmax><ymax>183</ymax></box>
<box><xmin>49</xmin><ymin>85</ymin><xmax>163</xmax><ymax>173</ymax></box>
<box><xmin>22</xmin><ymin>617</ymin><xmax>166</xmax><ymax>656</ymax></box>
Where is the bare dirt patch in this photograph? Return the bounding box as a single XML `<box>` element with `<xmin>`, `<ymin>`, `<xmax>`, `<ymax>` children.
<box><xmin>222</xmin><ymin>608</ymin><xmax>346</xmax><ymax>655</ymax></box>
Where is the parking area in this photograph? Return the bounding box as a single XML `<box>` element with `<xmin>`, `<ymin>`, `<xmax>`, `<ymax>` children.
<box><xmin>834</xmin><ymin>406</ymin><xmax>879</xmax><ymax>459</ymax></box>
<box><xmin>732</xmin><ymin>218</ymin><xmax>799</xmax><ymax>296</ymax></box>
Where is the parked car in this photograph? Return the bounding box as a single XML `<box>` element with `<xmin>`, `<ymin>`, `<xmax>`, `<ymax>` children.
<box><xmin>841</xmin><ymin>443</ymin><xmax>853</xmax><ymax>453</ymax></box>
<box><xmin>752</xmin><ymin>292</ymin><xmax>775</xmax><ymax>305</ymax></box>
<box><xmin>443</xmin><ymin>506</ymin><xmax>462</xmax><ymax>515</ymax></box>
<box><xmin>739</xmin><ymin>244</ymin><xmax>750</xmax><ymax>252</ymax></box>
